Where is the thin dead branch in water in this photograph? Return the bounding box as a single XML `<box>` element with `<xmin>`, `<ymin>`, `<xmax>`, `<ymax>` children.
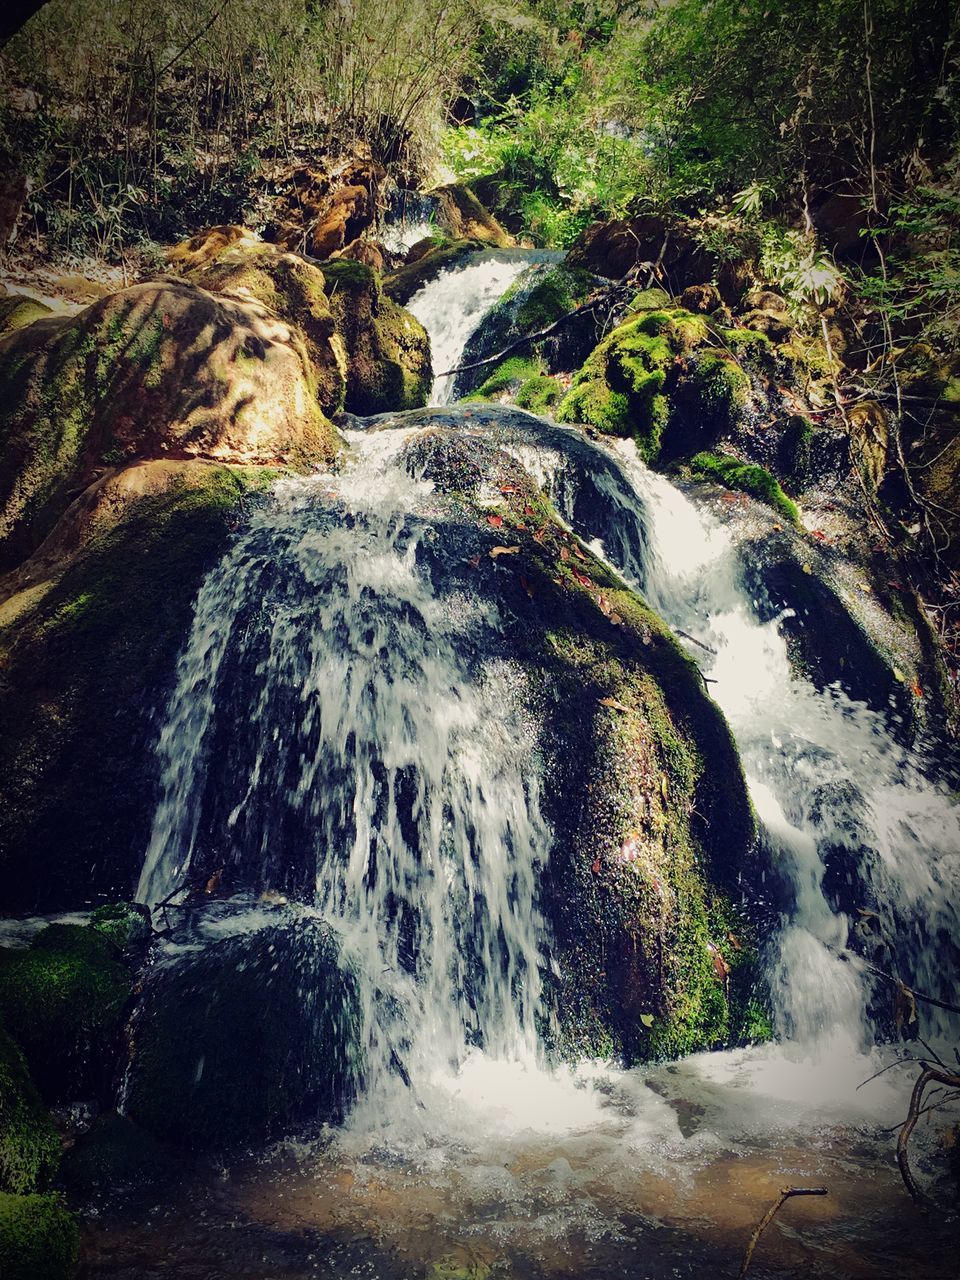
<box><xmin>737</xmin><ymin>1186</ymin><xmax>828</xmax><ymax>1278</ymax></box>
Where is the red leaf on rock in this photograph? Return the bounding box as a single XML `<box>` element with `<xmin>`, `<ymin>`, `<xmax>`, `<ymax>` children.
<box><xmin>591</xmin><ymin>859</ymin><xmax>601</xmax><ymax>875</ymax></box>
<box><xmin>486</xmin><ymin>514</ymin><xmax>503</xmax><ymax>528</ymax></box>
<box><xmin>524</xmin><ymin>504</ymin><xmax>536</xmax><ymax>516</ymax></box>
<box><xmin>573</xmin><ymin>570</ymin><xmax>591</xmax><ymax>587</ymax></box>
<box><xmin>467</xmin><ymin>554</ymin><xmax>481</xmax><ymax>569</ymax></box>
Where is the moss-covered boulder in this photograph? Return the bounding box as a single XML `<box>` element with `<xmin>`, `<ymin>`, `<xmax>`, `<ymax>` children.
<box><xmin>319</xmin><ymin>260</ymin><xmax>431</xmax><ymax>415</ymax></box>
<box><xmin>0</xmin><ymin>280</ymin><xmax>338</xmax><ymax>569</ymax></box>
<box><xmin>124</xmin><ymin>917</ymin><xmax>360</xmax><ymax>1148</ymax></box>
<box><xmin>58</xmin><ymin>1112</ymin><xmax>176</xmax><ymax>1198</ymax></box>
<box><xmin>0</xmin><ymin>926</ymin><xmax>130</xmax><ymax>1103</ymax></box>
<box><xmin>396</xmin><ymin>407</ymin><xmax>762</xmax><ymax>1061</ymax></box>
<box><xmin>0</xmin><ymin>1192</ymin><xmax>78</xmax><ymax>1280</ymax></box>
<box><xmin>555</xmin><ymin>307</ymin><xmax>751</xmax><ymax>462</ymax></box>
<box><xmin>0</xmin><ymin>1024</ymin><xmax>61</xmax><ymax>1194</ymax></box>
<box><xmin>0</xmin><ymin>460</ymin><xmax>270</xmax><ymax>912</ymax></box>
<box><xmin>182</xmin><ymin>244</ymin><xmax>348</xmax><ymax>415</ymax></box>
<box><xmin>0</xmin><ymin>294</ymin><xmax>53</xmax><ymax>337</ymax></box>
<box><xmin>430</xmin><ymin>184</ymin><xmax>514</xmax><ymax>248</ymax></box>
<box><xmin>452</xmin><ymin>262</ymin><xmax>604</xmax><ymax>401</ymax></box>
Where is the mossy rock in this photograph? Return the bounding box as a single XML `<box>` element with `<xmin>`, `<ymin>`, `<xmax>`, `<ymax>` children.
<box><xmin>453</xmin><ymin>262</ymin><xmax>602</xmax><ymax>399</ymax></box>
<box><xmin>398</xmin><ymin>410</ymin><xmax>762</xmax><ymax>1062</ymax></box>
<box><xmin>319</xmin><ymin>260</ymin><xmax>431</xmax><ymax>415</ymax></box>
<box><xmin>0</xmin><ymin>1023</ymin><xmax>61</xmax><ymax>1194</ymax></box>
<box><xmin>430</xmin><ymin>184</ymin><xmax>514</xmax><ymax>248</ymax></box>
<box><xmin>0</xmin><ymin>281</ymin><xmax>337</xmax><ymax>569</ymax></box>
<box><xmin>0</xmin><ymin>925</ymin><xmax>130</xmax><ymax>1103</ymax></box>
<box><xmin>555</xmin><ymin>313</ymin><xmax>677</xmax><ymax>456</ymax></box>
<box><xmin>0</xmin><ymin>1192</ymin><xmax>78</xmax><ymax>1280</ymax></box>
<box><xmin>0</xmin><ymin>295</ymin><xmax>53</xmax><ymax>337</ymax></box>
<box><xmin>0</xmin><ymin>460</ymin><xmax>270</xmax><ymax>912</ymax></box>
<box><xmin>124</xmin><ymin>917</ymin><xmax>361</xmax><ymax>1148</ymax></box>
<box><xmin>461</xmin><ymin>356</ymin><xmax>543</xmax><ymax>403</ymax></box>
<box><xmin>515</xmin><ymin>373</ymin><xmax>564</xmax><ymax>414</ymax></box>
<box><xmin>89</xmin><ymin>903</ymin><xmax>152</xmax><ymax>954</ymax></box>
<box><xmin>58</xmin><ymin>1112</ymin><xmax>176</xmax><ymax>1197</ymax></box>
<box><xmin>687</xmin><ymin>451</ymin><xmax>799</xmax><ymax>523</ymax></box>
<box><xmin>185</xmin><ymin>244</ymin><xmax>348</xmax><ymax>416</ymax></box>
<box><xmin>382</xmin><ymin>239</ymin><xmax>483</xmax><ymax>306</ymax></box>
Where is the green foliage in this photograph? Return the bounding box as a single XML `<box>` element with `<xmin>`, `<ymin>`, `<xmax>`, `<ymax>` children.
<box><xmin>0</xmin><ymin>1025</ymin><xmax>60</xmax><ymax>1195</ymax></box>
<box><xmin>463</xmin><ymin>356</ymin><xmax>543</xmax><ymax>401</ymax></box>
<box><xmin>0</xmin><ymin>1192</ymin><xmax>78</xmax><ymax>1280</ymax></box>
<box><xmin>688</xmin><ymin>451</ymin><xmax>800</xmax><ymax>523</ymax></box>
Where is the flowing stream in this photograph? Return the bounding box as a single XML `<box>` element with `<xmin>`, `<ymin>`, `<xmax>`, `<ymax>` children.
<box><xmin>108</xmin><ymin>250</ymin><xmax>960</xmax><ymax>1278</ymax></box>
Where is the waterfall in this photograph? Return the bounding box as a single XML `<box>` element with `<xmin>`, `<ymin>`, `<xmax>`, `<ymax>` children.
<box><xmin>405</xmin><ymin>250</ymin><xmax>560</xmax><ymax>404</ymax></box>
<box><xmin>502</xmin><ymin>419</ymin><xmax>960</xmax><ymax>1049</ymax></box>
<box><xmin>138</xmin><ymin>427</ymin><xmax>551</xmax><ymax>1100</ymax></box>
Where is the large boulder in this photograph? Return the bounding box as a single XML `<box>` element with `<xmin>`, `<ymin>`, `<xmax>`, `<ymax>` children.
<box><xmin>0</xmin><ymin>460</ymin><xmax>271</xmax><ymax>912</ymax></box>
<box><xmin>555</xmin><ymin>304</ymin><xmax>750</xmax><ymax>462</ymax></box>
<box><xmin>318</xmin><ymin>260</ymin><xmax>431</xmax><ymax>415</ymax></box>
<box><xmin>0</xmin><ymin>279</ymin><xmax>338</xmax><ymax>569</ymax></box>
<box><xmin>124</xmin><ymin>916</ymin><xmax>360</xmax><ymax>1148</ymax></box>
<box><xmin>267</xmin><ymin>161</ymin><xmax>385</xmax><ymax>260</ymax></box>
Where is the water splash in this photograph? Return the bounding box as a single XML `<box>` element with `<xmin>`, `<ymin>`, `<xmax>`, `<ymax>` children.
<box><xmin>138</xmin><ymin>428</ymin><xmax>551</xmax><ymax>1102</ymax></box>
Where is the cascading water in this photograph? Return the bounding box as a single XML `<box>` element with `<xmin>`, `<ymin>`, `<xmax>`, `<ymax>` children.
<box><xmin>138</xmin><ymin>427</ymin><xmax>551</xmax><ymax>1105</ymax></box>
<box><xmin>405</xmin><ymin>250</ymin><xmax>560</xmax><ymax>404</ymax></box>
<box><xmin>504</xmin><ymin>423</ymin><xmax>960</xmax><ymax>1049</ymax></box>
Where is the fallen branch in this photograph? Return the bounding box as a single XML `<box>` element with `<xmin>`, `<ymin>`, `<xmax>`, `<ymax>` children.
<box><xmin>738</xmin><ymin>1187</ymin><xmax>828</xmax><ymax>1278</ymax></box>
<box><xmin>896</xmin><ymin>1062</ymin><xmax>960</xmax><ymax>1205</ymax></box>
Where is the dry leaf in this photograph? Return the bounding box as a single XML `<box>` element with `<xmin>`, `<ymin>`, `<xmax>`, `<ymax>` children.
<box><xmin>490</xmin><ymin>545</ymin><xmax>520</xmax><ymax>558</ymax></box>
<box><xmin>486</xmin><ymin>514</ymin><xmax>504</xmax><ymax>528</ymax></box>
<box><xmin>599</xmin><ymin>696</ymin><xmax>631</xmax><ymax>713</ymax></box>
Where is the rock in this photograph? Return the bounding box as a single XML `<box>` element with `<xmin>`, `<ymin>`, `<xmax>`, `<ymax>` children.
<box><xmin>555</xmin><ymin>306</ymin><xmax>750</xmax><ymax>461</ymax></box>
<box><xmin>268</xmin><ymin>162</ymin><xmax>385</xmax><ymax>260</ymax></box>
<box><xmin>742</xmin><ymin>288</ymin><xmax>789</xmax><ymax>314</ymax></box>
<box><xmin>0</xmin><ymin>294</ymin><xmax>52</xmax><ymax>337</ymax></box>
<box><xmin>0</xmin><ymin>926</ymin><xmax>129</xmax><ymax>1104</ymax></box>
<box><xmin>0</xmin><ymin>1024</ymin><xmax>61</xmax><ymax>1194</ymax></box>
<box><xmin>89</xmin><ymin>904</ymin><xmax>152</xmax><ymax>954</ymax></box>
<box><xmin>0</xmin><ymin>460</ymin><xmax>270</xmax><ymax>912</ymax></box>
<box><xmin>741</xmin><ymin>306</ymin><xmax>794</xmax><ymax>343</ymax></box>
<box><xmin>58</xmin><ymin>1112</ymin><xmax>176</xmax><ymax>1197</ymax></box>
<box><xmin>0</xmin><ymin>280</ymin><xmax>339</xmax><ymax>568</ymax></box>
<box><xmin>567</xmin><ymin>215</ymin><xmax>733</xmax><ymax>298</ymax></box>
<box><xmin>181</xmin><ymin>243</ymin><xmax>348</xmax><ymax>416</ymax></box>
<box><xmin>846</xmin><ymin>400</ymin><xmax>888</xmax><ymax>492</ymax></box>
<box><xmin>395</xmin><ymin>410</ymin><xmax>761</xmax><ymax>1061</ymax></box>
<box><xmin>335</xmin><ymin>237</ymin><xmax>386</xmax><ymax>272</ymax></box>
<box><xmin>165</xmin><ymin>224</ymin><xmax>254</xmax><ymax>272</ymax></box>
<box><xmin>453</xmin><ymin>262</ymin><xmax>606</xmax><ymax>399</ymax></box>
<box><xmin>680</xmin><ymin>283</ymin><xmax>721</xmax><ymax>313</ymax></box>
<box><xmin>319</xmin><ymin>259</ymin><xmax>431</xmax><ymax>415</ymax></box>
<box><xmin>124</xmin><ymin>917</ymin><xmax>360</xmax><ymax>1148</ymax></box>
<box><xmin>686</xmin><ymin>451</ymin><xmax>799</xmax><ymax>524</ymax></box>
<box><xmin>429</xmin><ymin>183</ymin><xmax>514</xmax><ymax>248</ymax></box>
<box><xmin>0</xmin><ymin>1191</ymin><xmax>78</xmax><ymax>1280</ymax></box>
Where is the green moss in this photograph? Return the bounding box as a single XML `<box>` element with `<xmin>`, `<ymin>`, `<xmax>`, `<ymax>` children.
<box><xmin>688</xmin><ymin>450</ymin><xmax>800</xmax><ymax>523</ymax></box>
<box><xmin>556</xmin><ymin>315</ymin><xmax>675</xmax><ymax>457</ymax></box>
<box><xmin>686</xmin><ymin>351</ymin><xmax>751</xmax><ymax>430</ymax></box>
<box><xmin>781</xmin><ymin>414</ymin><xmax>815</xmax><ymax>488</ymax></box>
<box><xmin>318</xmin><ymin>258</ymin><xmax>380</xmax><ymax>296</ymax></box>
<box><xmin>462</xmin><ymin>356</ymin><xmax>542</xmax><ymax>402</ymax></box>
<box><xmin>513</xmin><ymin>268</ymin><xmax>593</xmax><ymax>332</ymax></box>
<box><xmin>627</xmin><ymin>287</ymin><xmax>673</xmax><ymax>312</ymax></box>
<box><xmin>0</xmin><ymin>1025</ymin><xmax>60</xmax><ymax>1194</ymax></box>
<box><xmin>0</xmin><ymin>297</ymin><xmax>53</xmax><ymax>337</ymax></box>
<box><xmin>90</xmin><ymin>903</ymin><xmax>152</xmax><ymax>952</ymax></box>
<box><xmin>0</xmin><ymin>1192</ymin><xmax>78</xmax><ymax>1280</ymax></box>
<box><xmin>0</xmin><ymin>463</ymin><xmax>262</xmax><ymax>912</ymax></box>
<box><xmin>515</xmin><ymin>373</ymin><xmax>564</xmax><ymax>413</ymax></box>
<box><xmin>0</xmin><ymin>926</ymin><xmax>130</xmax><ymax>1103</ymax></box>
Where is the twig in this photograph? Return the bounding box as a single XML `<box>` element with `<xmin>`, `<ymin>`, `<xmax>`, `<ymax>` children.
<box><xmin>675</xmin><ymin>627</ymin><xmax>718</xmax><ymax>655</ymax></box>
<box><xmin>738</xmin><ymin>1187</ymin><xmax>828</xmax><ymax>1278</ymax></box>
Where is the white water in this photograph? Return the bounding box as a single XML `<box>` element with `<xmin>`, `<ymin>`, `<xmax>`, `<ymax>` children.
<box><xmin>139</xmin><ymin>427</ymin><xmax>551</xmax><ymax>1102</ymax></box>
<box><xmin>406</xmin><ymin>252</ymin><xmax>551</xmax><ymax>404</ymax></box>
